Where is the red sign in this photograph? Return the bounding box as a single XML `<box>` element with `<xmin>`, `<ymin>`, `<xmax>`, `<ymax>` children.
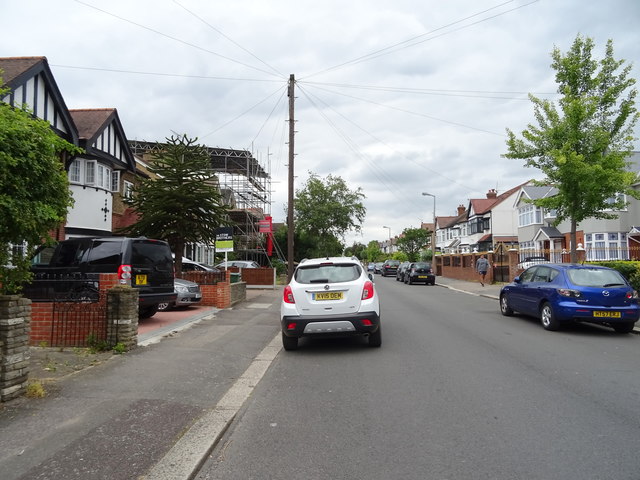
<box><xmin>258</xmin><ymin>217</ymin><xmax>272</xmax><ymax>233</ymax></box>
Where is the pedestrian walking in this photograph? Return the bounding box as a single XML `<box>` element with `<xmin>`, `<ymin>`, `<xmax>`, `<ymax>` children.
<box><xmin>476</xmin><ymin>254</ymin><xmax>489</xmax><ymax>286</ymax></box>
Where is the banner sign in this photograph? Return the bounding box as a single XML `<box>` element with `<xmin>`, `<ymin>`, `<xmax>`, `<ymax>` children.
<box><xmin>215</xmin><ymin>227</ymin><xmax>234</xmax><ymax>252</ymax></box>
<box><xmin>258</xmin><ymin>217</ymin><xmax>272</xmax><ymax>233</ymax></box>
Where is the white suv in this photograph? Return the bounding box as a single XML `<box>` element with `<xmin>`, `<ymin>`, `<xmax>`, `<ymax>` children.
<box><xmin>280</xmin><ymin>256</ymin><xmax>381</xmax><ymax>350</ymax></box>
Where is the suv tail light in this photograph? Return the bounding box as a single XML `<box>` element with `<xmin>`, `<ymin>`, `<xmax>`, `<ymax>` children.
<box><xmin>283</xmin><ymin>285</ymin><xmax>295</xmax><ymax>304</ymax></box>
<box><xmin>118</xmin><ymin>265</ymin><xmax>132</xmax><ymax>285</ymax></box>
<box><xmin>362</xmin><ymin>280</ymin><xmax>374</xmax><ymax>300</ymax></box>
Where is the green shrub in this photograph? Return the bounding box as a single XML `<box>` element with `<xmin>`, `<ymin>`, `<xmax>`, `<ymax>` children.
<box><xmin>588</xmin><ymin>261</ymin><xmax>640</xmax><ymax>291</ymax></box>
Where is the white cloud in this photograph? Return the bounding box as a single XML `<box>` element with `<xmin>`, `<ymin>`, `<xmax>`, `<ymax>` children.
<box><xmin>2</xmin><ymin>0</ymin><xmax>639</xmax><ymax>248</ymax></box>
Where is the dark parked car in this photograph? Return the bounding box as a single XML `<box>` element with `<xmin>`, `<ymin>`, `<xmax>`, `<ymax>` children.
<box><xmin>157</xmin><ymin>278</ymin><xmax>202</xmax><ymax>311</ymax></box>
<box><xmin>381</xmin><ymin>259</ymin><xmax>400</xmax><ymax>277</ymax></box>
<box><xmin>373</xmin><ymin>262</ymin><xmax>384</xmax><ymax>274</ymax></box>
<box><xmin>396</xmin><ymin>262</ymin><xmax>410</xmax><ymax>281</ymax></box>
<box><xmin>499</xmin><ymin>264</ymin><xmax>639</xmax><ymax>333</ymax></box>
<box><xmin>404</xmin><ymin>262</ymin><xmax>436</xmax><ymax>285</ymax></box>
<box><xmin>31</xmin><ymin>237</ymin><xmax>176</xmax><ymax>318</ymax></box>
<box><xmin>180</xmin><ymin>258</ymin><xmax>220</xmax><ymax>272</ymax></box>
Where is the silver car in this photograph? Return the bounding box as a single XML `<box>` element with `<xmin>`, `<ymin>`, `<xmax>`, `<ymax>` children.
<box><xmin>157</xmin><ymin>278</ymin><xmax>202</xmax><ymax>311</ymax></box>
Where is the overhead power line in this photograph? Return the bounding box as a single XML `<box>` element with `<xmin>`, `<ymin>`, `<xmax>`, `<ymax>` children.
<box><xmin>302</xmin><ymin>0</ymin><xmax>539</xmax><ymax>80</ymax></box>
<box><xmin>73</xmin><ymin>0</ymin><xmax>284</xmax><ymax>79</ymax></box>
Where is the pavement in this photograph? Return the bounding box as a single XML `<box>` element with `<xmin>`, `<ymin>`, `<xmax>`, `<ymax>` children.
<box><xmin>0</xmin><ymin>279</ymin><xmax>637</xmax><ymax>479</ymax></box>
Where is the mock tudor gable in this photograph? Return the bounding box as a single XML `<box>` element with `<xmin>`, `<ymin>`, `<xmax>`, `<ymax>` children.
<box><xmin>0</xmin><ymin>56</ymin><xmax>78</xmax><ymax>146</ymax></box>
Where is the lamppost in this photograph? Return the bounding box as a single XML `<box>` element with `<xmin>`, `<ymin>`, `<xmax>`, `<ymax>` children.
<box><xmin>421</xmin><ymin>192</ymin><xmax>436</xmax><ymax>258</ymax></box>
<box><xmin>382</xmin><ymin>226</ymin><xmax>391</xmax><ymax>253</ymax></box>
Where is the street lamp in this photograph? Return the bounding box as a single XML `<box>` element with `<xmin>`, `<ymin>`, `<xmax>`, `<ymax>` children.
<box><xmin>421</xmin><ymin>192</ymin><xmax>436</xmax><ymax>258</ymax></box>
<box><xmin>382</xmin><ymin>226</ymin><xmax>391</xmax><ymax>253</ymax></box>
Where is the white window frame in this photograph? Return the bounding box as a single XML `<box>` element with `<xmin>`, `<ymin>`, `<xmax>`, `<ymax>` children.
<box><xmin>111</xmin><ymin>170</ymin><xmax>120</xmax><ymax>192</ymax></box>
<box><xmin>85</xmin><ymin>160</ymin><xmax>96</xmax><ymax>185</ymax></box>
<box><xmin>69</xmin><ymin>159</ymin><xmax>81</xmax><ymax>184</ymax></box>
<box><xmin>123</xmin><ymin>180</ymin><xmax>134</xmax><ymax>199</ymax></box>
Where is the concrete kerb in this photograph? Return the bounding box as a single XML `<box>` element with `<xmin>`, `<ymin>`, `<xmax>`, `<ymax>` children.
<box><xmin>142</xmin><ymin>332</ymin><xmax>282</xmax><ymax>480</ymax></box>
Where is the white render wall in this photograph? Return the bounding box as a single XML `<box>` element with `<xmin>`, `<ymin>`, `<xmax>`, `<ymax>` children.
<box><xmin>67</xmin><ymin>185</ymin><xmax>113</xmax><ymax>233</ymax></box>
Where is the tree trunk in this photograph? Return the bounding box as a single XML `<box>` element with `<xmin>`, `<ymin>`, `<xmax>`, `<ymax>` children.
<box><xmin>570</xmin><ymin>218</ymin><xmax>578</xmax><ymax>263</ymax></box>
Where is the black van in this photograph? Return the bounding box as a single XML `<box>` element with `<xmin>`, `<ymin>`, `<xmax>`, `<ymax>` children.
<box><xmin>31</xmin><ymin>237</ymin><xmax>176</xmax><ymax>318</ymax></box>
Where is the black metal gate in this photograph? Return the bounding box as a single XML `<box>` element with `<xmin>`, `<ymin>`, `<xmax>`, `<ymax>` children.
<box><xmin>492</xmin><ymin>243</ymin><xmax>510</xmax><ymax>283</ymax></box>
<box><xmin>51</xmin><ymin>299</ymin><xmax>107</xmax><ymax>348</ymax></box>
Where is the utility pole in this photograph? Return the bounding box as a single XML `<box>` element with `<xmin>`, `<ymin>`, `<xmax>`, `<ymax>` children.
<box><xmin>287</xmin><ymin>74</ymin><xmax>295</xmax><ymax>281</ymax></box>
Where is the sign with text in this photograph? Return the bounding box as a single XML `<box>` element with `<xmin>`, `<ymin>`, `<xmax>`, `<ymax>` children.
<box><xmin>258</xmin><ymin>218</ymin><xmax>272</xmax><ymax>233</ymax></box>
<box><xmin>215</xmin><ymin>227</ymin><xmax>234</xmax><ymax>252</ymax></box>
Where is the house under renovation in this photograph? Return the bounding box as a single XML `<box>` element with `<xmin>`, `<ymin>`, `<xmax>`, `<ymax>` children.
<box><xmin>128</xmin><ymin>140</ymin><xmax>277</xmax><ymax>266</ymax></box>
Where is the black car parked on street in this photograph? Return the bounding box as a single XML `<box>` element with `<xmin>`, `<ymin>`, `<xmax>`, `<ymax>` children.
<box><xmin>396</xmin><ymin>262</ymin><xmax>410</xmax><ymax>282</ymax></box>
<box><xmin>404</xmin><ymin>262</ymin><xmax>436</xmax><ymax>285</ymax></box>
<box><xmin>381</xmin><ymin>259</ymin><xmax>400</xmax><ymax>277</ymax></box>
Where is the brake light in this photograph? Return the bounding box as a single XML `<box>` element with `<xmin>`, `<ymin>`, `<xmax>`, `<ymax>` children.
<box><xmin>557</xmin><ymin>288</ymin><xmax>581</xmax><ymax>298</ymax></box>
<box><xmin>626</xmin><ymin>290</ymin><xmax>638</xmax><ymax>299</ymax></box>
<box><xmin>118</xmin><ymin>265</ymin><xmax>132</xmax><ymax>285</ymax></box>
<box><xmin>283</xmin><ymin>285</ymin><xmax>295</xmax><ymax>304</ymax></box>
<box><xmin>362</xmin><ymin>280</ymin><xmax>374</xmax><ymax>300</ymax></box>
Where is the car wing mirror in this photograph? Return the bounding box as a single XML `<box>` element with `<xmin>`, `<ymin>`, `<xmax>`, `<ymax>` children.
<box><xmin>368</xmin><ymin>273</ymin><xmax>374</xmax><ymax>281</ymax></box>
<box><xmin>513</xmin><ymin>276</ymin><xmax>521</xmax><ymax>283</ymax></box>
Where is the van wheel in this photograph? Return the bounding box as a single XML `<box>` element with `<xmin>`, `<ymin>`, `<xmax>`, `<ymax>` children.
<box><xmin>139</xmin><ymin>305</ymin><xmax>159</xmax><ymax>319</ymax></box>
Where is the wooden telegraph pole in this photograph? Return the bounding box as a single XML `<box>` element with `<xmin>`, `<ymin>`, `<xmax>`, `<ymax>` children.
<box><xmin>287</xmin><ymin>74</ymin><xmax>295</xmax><ymax>281</ymax></box>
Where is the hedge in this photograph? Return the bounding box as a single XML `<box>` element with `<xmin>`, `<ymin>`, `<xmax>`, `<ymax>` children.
<box><xmin>588</xmin><ymin>261</ymin><xmax>640</xmax><ymax>291</ymax></box>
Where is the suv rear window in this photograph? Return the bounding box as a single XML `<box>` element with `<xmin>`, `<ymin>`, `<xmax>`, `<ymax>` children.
<box><xmin>131</xmin><ymin>241</ymin><xmax>173</xmax><ymax>266</ymax></box>
<box><xmin>295</xmin><ymin>263</ymin><xmax>362</xmax><ymax>284</ymax></box>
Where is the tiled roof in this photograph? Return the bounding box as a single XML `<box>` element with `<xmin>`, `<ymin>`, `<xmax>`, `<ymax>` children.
<box><xmin>69</xmin><ymin>109</ymin><xmax>114</xmax><ymax>141</ymax></box>
<box><xmin>0</xmin><ymin>56</ymin><xmax>46</xmax><ymax>85</ymax></box>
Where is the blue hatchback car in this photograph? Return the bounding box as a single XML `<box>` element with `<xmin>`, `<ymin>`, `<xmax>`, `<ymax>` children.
<box><xmin>499</xmin><ymin>264</ymin><xmax>639</xmax><ymax>333</ymax></box>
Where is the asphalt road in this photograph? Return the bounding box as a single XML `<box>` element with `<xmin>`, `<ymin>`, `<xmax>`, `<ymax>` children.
<box><xmin>196</xmin><ymin>276</ymin><xmax>640</xmax><ymax>480</ymax></box>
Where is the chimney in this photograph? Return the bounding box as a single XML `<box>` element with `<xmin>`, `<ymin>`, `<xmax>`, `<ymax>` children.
<box><xmin>486</xmin><ymin>189</ymin><xmax>497</xmax><ymax>199</ymax></box>
<box><xmin>457</xmin><ymin>205</ymin><xmax>465</xmax><ymax>215</ymax></box>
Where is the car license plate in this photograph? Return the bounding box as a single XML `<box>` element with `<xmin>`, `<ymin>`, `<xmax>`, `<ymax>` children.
<box><xmin>314</xmin><ymin>292</ymin><xmax>343</xmax><ymax>301</ymax></box>
<box><xmin>418</xmin><ymin>275</ymin><xmax>427</xmax><ymax>279</ymax></box>
<box><xmin>135</xmin><ymin>274</ymin><xmax>147</xmax><ymax>285</ymax></box>
<box><xmin>593</xmin><ymin>311</ymin><xmax>621</xmax><ymax>318</ymax></box>
<box><xmin>195</xmin><ymin>293</ymin><xmax>202</xmax><ymax>299</ymax></box>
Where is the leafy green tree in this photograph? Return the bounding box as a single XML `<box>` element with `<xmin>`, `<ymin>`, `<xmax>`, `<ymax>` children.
<box><xmin>504</xmin><ymin>35</ymin><xmax>639</xmax><ymax>261</ymax></box>
<box><xmin>119</xmin><ymin>134</ymin><xmax>229</xmax><ymax>274</ymax></box>
<box><xmin>363</xmin><ymin>241</ymin><xmax>383</xmax><ymax>263</ymax></box>
<box><xmin>396</xmin><ymin>227</ymin><xmax>430</xmax><ymax>262</ymax></box>
<box><xmin>293</xmin><ymin>173</ymin><xmax>366</xmax><ymax>258</ymax></box>
<box><xmin>0</xmin><ymin>81</ymin><xmax>80</xmax><ymax>294</ymax></box>
<box><xmin>344</xmin><ymin>242</ymin><xmax>366</xmax><ymax>260</ymax></box>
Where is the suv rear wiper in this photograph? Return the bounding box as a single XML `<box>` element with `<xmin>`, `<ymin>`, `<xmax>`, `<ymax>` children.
<box><xmin>602</xmin><ymin>283</ymin><xmax>625</xmax><ymax>287</ymax></box>
<box><xmin>309</xmin><ymin>278</ymin><xmax>330</xmax><ymax>284</ymax></box>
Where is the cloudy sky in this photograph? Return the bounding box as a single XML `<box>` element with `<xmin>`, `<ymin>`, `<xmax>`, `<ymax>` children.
<box><xmin>2</xmin><ymin>0</ymin><xmax>639</xmax><ymax>247</ymax></box>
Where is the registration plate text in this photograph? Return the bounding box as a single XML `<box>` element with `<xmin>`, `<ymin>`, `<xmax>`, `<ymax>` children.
<box><xmin>593</xmin><ymin>311</ymin><xmax>621</xmax><ymax>318</ymax></box>
<box><xmin>135</xmin><ymin>275</ymin><xmax>148</xmax><ymax>286</ymax></box>
<box><xmin>314</xmin><ymin>292</ymin><xmax>343</xmax><ymax>301</ymax></box>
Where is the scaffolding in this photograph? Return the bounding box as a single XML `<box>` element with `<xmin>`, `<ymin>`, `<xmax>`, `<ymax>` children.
<box><xmin>128</xmin><ymin>140</ymin><xmax>275</xmax><ymax>265</ymax></box>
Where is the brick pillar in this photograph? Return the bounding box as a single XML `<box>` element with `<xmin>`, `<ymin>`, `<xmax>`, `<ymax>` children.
<box><xmin>508</xmin><ymin>249</ymin><xmax>520</xmax><ymax>281</ymax></box>
<box><xmin>107</xmin><ymin>286</ymin><xmax>139</xmax><ymax>351</ymax></box>
<box><xmin>0</xmin><ymin>295</ymin><xmax>31</xmax><ymax>402</ymax></box>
